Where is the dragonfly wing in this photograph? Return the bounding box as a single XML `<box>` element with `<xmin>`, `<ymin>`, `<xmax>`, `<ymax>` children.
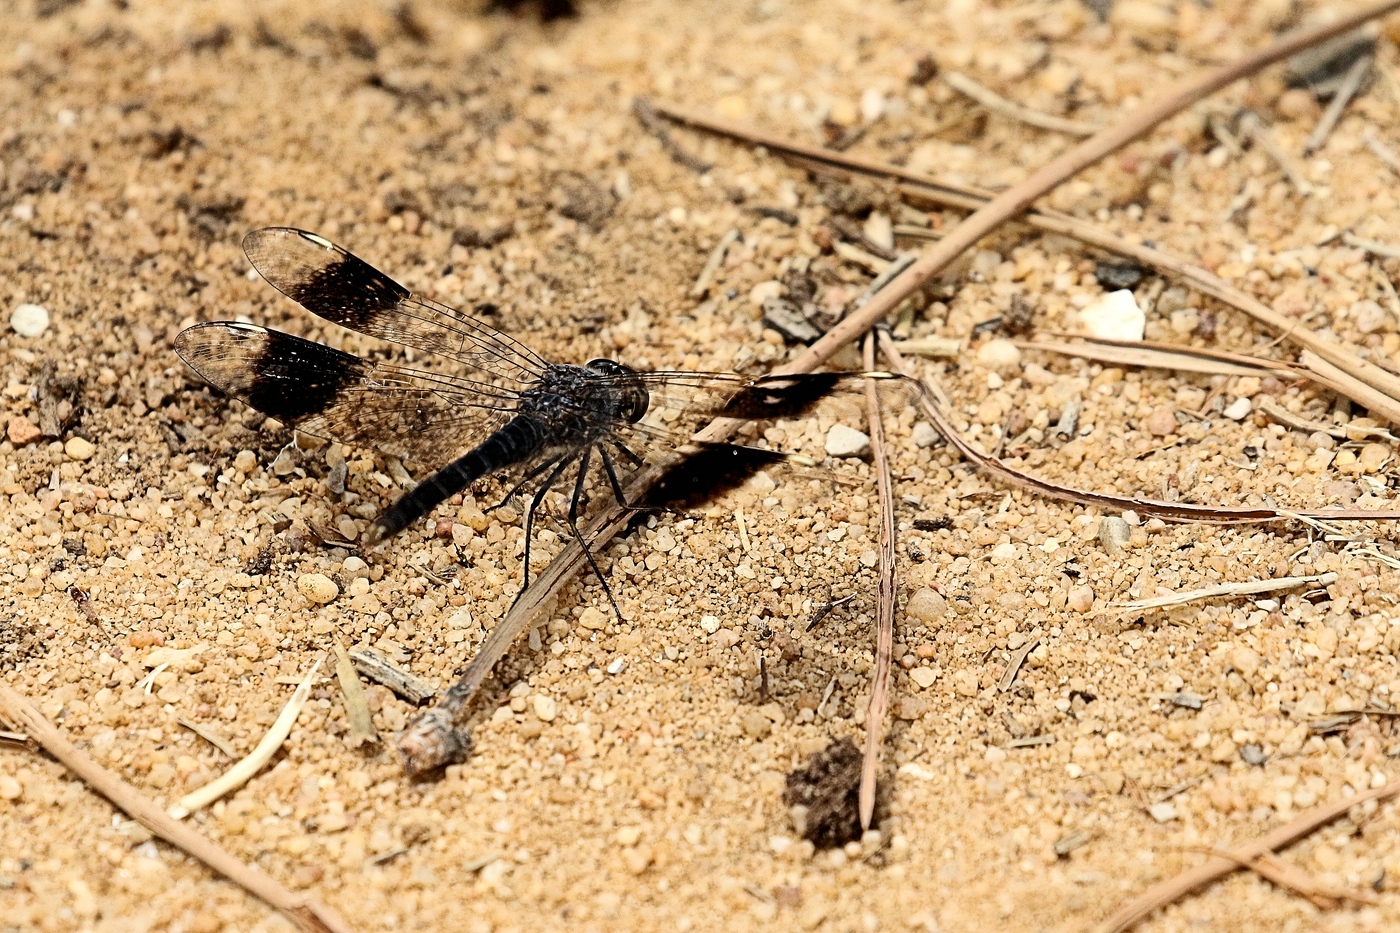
<box><xmin>242</xmin><ymin>226</ymin><xmax>550</xmax><ymax>385</ymax></box>
<box><xmin>174</xmin><ymin>322</ymin><xmax>520</xmax><ymax>471</ymax></box>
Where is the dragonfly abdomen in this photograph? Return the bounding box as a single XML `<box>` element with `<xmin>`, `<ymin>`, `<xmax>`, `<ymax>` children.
<box><xmin>364</xmin><ymin>414</ymin><xmax>548</xmax><ymax>544</ymax></box>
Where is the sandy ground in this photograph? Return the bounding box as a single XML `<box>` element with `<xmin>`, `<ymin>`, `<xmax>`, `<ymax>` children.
<box><xmin>6</xmin><ymin>0</ymin><xmax>1400</xmax><ymax>931</ymax></box>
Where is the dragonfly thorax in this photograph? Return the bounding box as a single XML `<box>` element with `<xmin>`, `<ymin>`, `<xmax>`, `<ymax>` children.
<box><xmin>518</xmin><ymin>361</ymin><xmax>650</xmax><ymax>446</ymax></box>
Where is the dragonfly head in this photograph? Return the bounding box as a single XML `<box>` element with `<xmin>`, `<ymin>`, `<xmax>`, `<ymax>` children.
<box><xmin>585</xmin><ymin>358</ymin><xmax>649</xmax><ymax>424</ymax></box>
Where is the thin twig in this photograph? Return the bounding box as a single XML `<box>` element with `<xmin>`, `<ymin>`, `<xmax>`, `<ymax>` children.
<box><xmin>943</xmin><ymin>71</ymin><xmax>1103</xmax><ymax>136</ymax></box>
<box><xmin>878</xmin><ymin>330</ymin><xmax>1400</xmax><ymax>524</ymax></box>
<box><xmin>1301</xmin><ymin>349</ymin><xmax>1400</xmax><ymax>424</ymax></box>
<box><xmin>176</xmin><ymin>717</ymin><xmax>237</xmax><ymax>758</ymax></box>
<box><xmin>632</xmin><ymin>97</ymin><xmax>712</xmax><ymax>172</ymax></box>
<box><xmin>1204</xmin><ymin>847</ymin><xmax>1379</xmax><ymax>908</ymax></box>
<box><xmin>399</xmin><ymin>3</ymin><xmax>1400</xmax><ymax>773</ymax></box>
<box><xmin>351</xmin><ymin>648</ymin><xmax>438</xmax><ymax>704</ymax></box>
<box><xmin>1255</xmin><ymin>397</ymin><xmax>1396</xmax><ymax>440</ymax></box>
<box><xmin>997</xmin><ymin>632</ymin><xmax>1041</xmax><ymax>693</ymax></box>
<box><xmin>171</xmin><ymin>656</ymin><xmax>323</xmax><ymax>818</ymax></box>
<box><xmin>1304</xmin><ymin>54</ymin><xmax>1372</xmax><ymax>154</ymax></box>
<box><xmin>690</xmin><ymin>228</ymin><xmax>740</xmax><ymax>298</ymax></box>
<box><xmin>1019</xmin><ymin>336</ymin><xmax>1304</xmax><ymax>380</ymax></box>
<box><xmin>0</xmin><ymin>684</ymin><xmax>354</xmax><ymax>933</ymax></box>
<box><xmin>1097</xmin><ymin>780</ymin><xmax>1400</xmax><ymax>933</ymax></box>
<box><xmin>1362</xmin><ymin>125</ymin><xmax>1400</xmax><ymax>172</ymax></box>
<box><xmin>654</xmin><ymin>89</ymin><xmax>1400</xmax><ymax>422</ymax></box>
<box><xmin>1239</xmin><ymin>111</ymin><xmax>1314</xmax><ymax>195</ymax></box>
<box><xmin>334</xmin><ymin>640</ymin><xmax>378</xmax><ymax>747</ymax></box>
<box><xmin>859</xmin><ymin>330</ymin><xmax>897</xmax><ymax>831</ymax></box>
<box><xmin>1342</xmin><ymin>230</ymin><xmax>1400</xmax><ymax>259</ymax></box>
<box><xmin>1112</xmin><ymin>572</ymin><xmax>1336</xmax><ymax>612</ymax></box>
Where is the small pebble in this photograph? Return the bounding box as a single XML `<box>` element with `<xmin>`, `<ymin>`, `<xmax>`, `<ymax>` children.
<box><xmin>976</xmin><ymin>338</ymin><xmax>1022</xmax><ymax>372</ymax></box>
<box><xmin>0</xmin><ymin>775</ymin><xmax>22</xmax><ymax>800</ymax></box>
<box><xmin>742</xmin><ymin>709</ymin><xmax>772</xmax><ymax>739</ymax></box>
<box><xmin>1099</xmin><ymin>516</ymin><xmax>1131</xmax><ymax>554</ymax></box>
<box><xmin>1240</xmin><ymin>744</ymin><xmax>1268</xmax><ymax>766</ymax></box>
<box><xmin>1078</xmin><ymin>290</ymin><xmax>1144</xmax><ymax>341</ymax></box>
<box><xmin>6</xmin><ymin>415</ymin><xmax>41</xmax><ymax>446</ymax></box>
<box><xmin>909</xmin><ymin>667</ymin><xmax>937</xmax><ymax>689</ymax></box>
<box><xmin>1145</xmin><ymin>405</ymin><xmax>1177</xmax><ymax>436</ymax></box>
<box><xmin>297</xmin><ymin>573</ymin><xmax>339</xmax><ymax>604</ymax></box>
<box><xmin>10</xmin><ymin>302</ymin><xmax>50</xmax><ymax>338</ymax></box>
<box><xmin>749</xmin><ymin>280</ymin><xmax>784</xmax><ymax>306</ymax></box>
<box><xmin>905</xmin><ymin>587</ymin><xmax>947</xmax><ymax>622</ymax></box>
<box><xmin>1223</xmin><ymin>397</ymin><xmax>1252</xmax><ymax>421</ymax></box>
<box><xmin>1359</xmin><ymin>443</ymin><xmax>1389</xmax><ymax>473</ymax></box>
<box><xmin>859</xmin><ymin>88</ymin><xmax>885</xmax><ymax>123</ymax></box>
<box><xmin>64</xmin><ymin>437</ymin><xmax>96</xmax><ymax>461</ymax></box>
<box><xmin>606</xmin><ymin>657</ymin><xmax>626</xmax><ymax>675</ymax></box>
<box><xmin>1067</xmin><ymin>584</ymin><xmax>1094</xmax><ymax>613</ymax></box>
<box><xmin>699</xmin><ymin>614</ymin><xmax>721</xmax><ymax>634</ymax></box>
<box><xmin>1148</xmin><ymin>802</ymin><xmax>1178</xmax><ymax>823</ymax></box>
<box><xmin>578</xmin><ymin>607</ymin><xmax>608</xmax><ymax>630</ymax></box>
<box><xmin>825</xmin><ymin>424</ymin><xmax>871</xmax><ymax>458</ymax></box>
<box><xmin>531</xmin><ymin>695</ymin><xmax>557</xmax><ymax>722</ymax></box>
<box><xmin>911</xmin><ymin>421</ymin><xmax>939</xmax><ymax>448</ymax></box>
<box><xmin>863</xmin><ymin>212</ymin><xmax>893</xmax><ymax>251</ymax></box>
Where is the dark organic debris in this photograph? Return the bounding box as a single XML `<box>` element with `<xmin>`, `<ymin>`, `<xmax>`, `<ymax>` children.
<box><xmin>489</xmin><ymin>0</ymin><xmax>577</xmax><ymax>20</ymax></box>
<box><xmin>36</xmin><ymin>365</ymin><xmax>83</xmax><ymax>437</ymax></box>
<box><xmin>752</xmin><ymin>205</ymin><xmax>799</xmax><ymax>226</ymax></box>
<box><xmin>452</xmin><ymin>223</ymin><xmax>513</xmax><ymax>249</ymax></box>
<box><xmin>555</xmin><ymin>173</ymin><xmax>616</xmax><ymax>229</ymax></box>
<box><xmin>783</xmin><ymin>737</ymin><xmax>865</xmax><ymax>848</ymax></box>
<box><xmin>148</xmin><ymin>126</ymin><xmax>201</xmax><ymax>159</ymax></box>
<box><xmin>762</xmin><ymin>297</ymin><xmax>822</xmax><ymax>344</ymax></box>
<box><xmin>1094</xmin><ymin>260</ymin><xmax>1147</xmax><ymax>291</ymax></box>
<box><xmin>1286</xmin><ymin>27</ymin><xmax>1377</xmax><ymax>99</ymax></box>
<box><xmin>184</xmin><ymin>24</ymin><xmax>232</xmax><ymax>53</ymax></box>
<box><xmin>178</xmin><ymin>194</ymin><xmax>245</xmax><ymax>239</ymax></box>
<box><xmin>633</xmin><ymin>97</ymin><xmax>712</xmax><ymax>173</ymax></box>
<box><xmin>908</xmin><ymin>53</ymin><xmax>939</xmax><ymax>86</ymax></box>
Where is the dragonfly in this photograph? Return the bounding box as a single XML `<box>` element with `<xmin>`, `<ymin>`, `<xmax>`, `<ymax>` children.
<box><xmin>175</xmin><ymin>227</ymin><xmax>892</xmax><ymax>615</ymax></box>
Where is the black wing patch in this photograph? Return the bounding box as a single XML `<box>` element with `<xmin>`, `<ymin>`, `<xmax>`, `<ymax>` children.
<box><xmin>243</xmin><ymin>227</ymin><xmax>549</xmax><ymax>385</ymax></box>
<box><xmin>174</xmin><ymin>322</ymin><xmax>523</xmax><ymax>471</ymax></box>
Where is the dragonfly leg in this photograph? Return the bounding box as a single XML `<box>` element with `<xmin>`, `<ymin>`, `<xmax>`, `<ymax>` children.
<box><xmin>485</xmin><ymin>455</ymin><xmax>563</xmax><ymax>514</ymax></box>
<box><xmin>518</xmin><ymin>456</ymin><xmax>574</xmax><ymax>593</ymax></box>
<box><xmin>566</xmin><ymin>447</ymin><xmax>624</xmax><ymax>621</ymax></box>
<box><xmin>599</xmin><ymin>445</ymin><xmax>629</xmax><ymax>508</ymax></box>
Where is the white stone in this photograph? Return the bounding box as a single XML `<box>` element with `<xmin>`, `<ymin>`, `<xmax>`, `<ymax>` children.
<box><xmin>531</xmin><ymin>695</ymin><xmax>557</xmax><ymax>722</ymax></box>
<box><xmin>10</xmin><ymin>303</ymin><xmax>49</xmax><ymax>338</ymax></box>
<box><xmin>860</xmin><ymin>88</ymin><xmax>885</xmax><ymax>122</ymax></box>
<box><xmin>825</xmin><ymin>424</ymin><xmax>871</xmax><ymax>458</ymax></box>
<box><xmin>863</xmin><ymin>212</ymin><xmax>893</xmax><ymax>251</ymax></box>
<box><xmin>1223</xmin><ymin>397</ymin><xmax>1252</xmax><ymax>420</ymax></box>
<box><xmin>297</xmin><ymin>573</ymin><xmax>339</xmax><ymax>604</ymax></box>
<box><xmin>990</xmin><ymin>542</ymin><xmax>1018</xmax><ymax>560</ymax></box>
<box><xmin>976</xmin><ymin>338</ymin><xmax>1022</xmax><ymax>372</ymax></box>
<box><xmin>1078</xmin><ymin>289</ymin><xmax>1144</xmax><ymax>341</ymax></box>
<box><xmin>911</xmin><ymin>421</ymin><xmax>940</xmax><ymax>448</ymax></box>
<box><xmin>749</xmin><ymin>280</ymin><xmax>783</xmax><ymax>306</ymax></box>
<box><xmin>1148</xmin><ymin>802</ymin><xmax>1178</xmax><ymax>823</ymax></box>
<box><xmin>909</xmin><ymin>667</ymin><xmax>937</xmax><ymax>689</ymax></box>
<box><xmin>700</xmin><ymin>614</ymin><xmax>721</xmax><ymax>634</ymax></box>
